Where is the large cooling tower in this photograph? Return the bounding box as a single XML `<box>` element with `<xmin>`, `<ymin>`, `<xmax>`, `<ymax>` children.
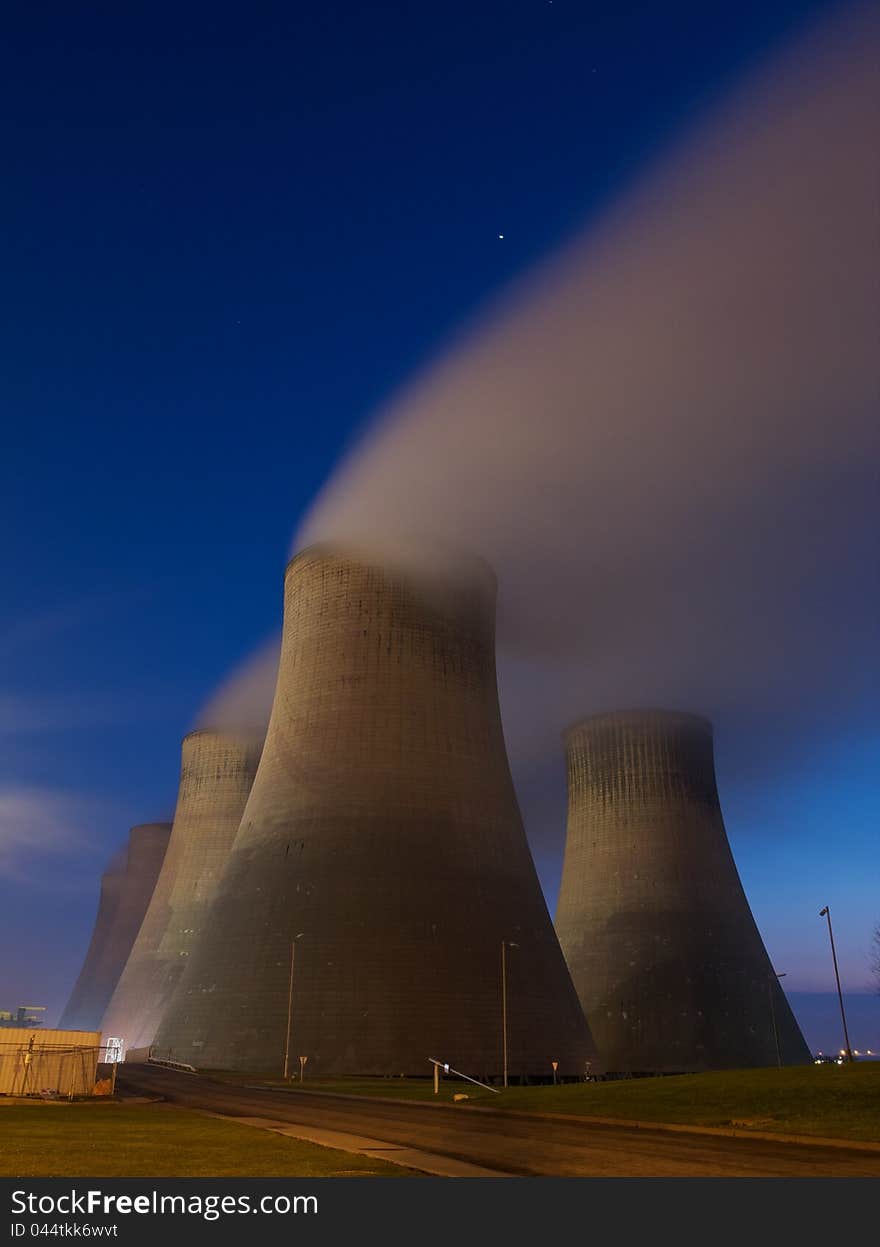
<box><xmin>59</xmin><ymin>823</ymin><xmax>170</xmax><ymax>1032</ymax></box>
<box><xmin>101</xmin><ymin>731</ymin><xmax>260</xmax><ymax>1054</ymax></box>
<box><xmin>155</xmin><ymin>545</ymin><xmax>595</xmax><ymax>1077</ymax></box>
<box><xmin>555</xmin><ymin>710</ymin><xmax>811</xmax><ymax>1072</ymax></box>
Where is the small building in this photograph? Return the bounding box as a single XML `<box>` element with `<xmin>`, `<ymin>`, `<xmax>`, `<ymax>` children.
<box><xmin>0</xmin><ymin>1028</ymin><xmax>102</xmax><ymax>1097</ymax></box>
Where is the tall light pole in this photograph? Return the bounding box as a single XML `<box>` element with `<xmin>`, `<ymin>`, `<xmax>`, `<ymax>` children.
<box><xmin>283</xmin><ymin>932</ymin><xmax>304</xmax><ymax>1080</ymax></box>
<box><xmin>768</xmin><ymin>971</ymin><xmax>786</xmax><ymax>1068</ymax></box>
<box><xmin>501</xmin><ymin>940</ymin><xmax>518</xmax><ymax>1088</ymax></box>
<box><xmin>819</xmin><ymin>907</ymin><xmax>853</xmax><ymax>1062</ymax></box>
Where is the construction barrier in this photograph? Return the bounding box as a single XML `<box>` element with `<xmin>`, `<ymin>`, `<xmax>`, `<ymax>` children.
<box><xmin>0</xmin><ymin>1029</ymin><xmax>118</xmax><ymax>1098</ymax></box>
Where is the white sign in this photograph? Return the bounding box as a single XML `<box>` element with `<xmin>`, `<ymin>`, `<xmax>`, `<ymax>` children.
<box><xmin>105</xmin><ymin>1037</ymin><xmax>124</xmax><ymax>1064</ymax></box>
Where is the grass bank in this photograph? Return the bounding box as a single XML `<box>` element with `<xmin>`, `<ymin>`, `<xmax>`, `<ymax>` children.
<box><xmin>205</xmin><ymin>1062</ymin><xmax>880</xmax><ymax>1143</ymax></box>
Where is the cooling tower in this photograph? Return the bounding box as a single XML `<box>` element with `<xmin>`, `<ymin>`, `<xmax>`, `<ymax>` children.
<box><xmin>59</xmin><ymin>823</ymin><xmax>170</xmax><ymax>1033</ymax></box>
<box><xmin>101</xmin><ymin>731</ymin><xmax>261</xmax><ymax>1054</ymax></box>
<box><xmin>555</xmin><ymin>710</ymin><xmax>811</xmax><ymax>1072</ymax></box>
<box><xmin>58</xmin><ymin>854</ymin><xmax>125</xmax><ymax>1031</ymax></box>
<box><xmin>155</xmin><ymin>545</ymin><xmax>595</xmax><ymax>1077</ymax></box>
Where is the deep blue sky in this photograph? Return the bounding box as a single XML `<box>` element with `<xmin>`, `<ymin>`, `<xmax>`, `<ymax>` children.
<box><xmin>1</xmin><ymin>0</ymin><xmax>875</xmax><ymax>1051</ymax></box>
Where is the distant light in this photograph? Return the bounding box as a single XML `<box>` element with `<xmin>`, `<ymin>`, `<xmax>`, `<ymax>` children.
<box><xmin>498</xmin><ymin>234</ymin><xmax>504</xmax><ymax>240</ymax></box>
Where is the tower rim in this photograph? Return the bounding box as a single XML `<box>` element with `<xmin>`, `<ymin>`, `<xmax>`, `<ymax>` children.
<box><xmin>181</xmin><ymin>726</ymin><xmax>257</xmax><ymax>746</ymax></box>
<box><xmin>284</xmin><ymin>540</ymin><xmax>498</xmax><ymax>592</ymax></box>
<box><xmin>562</xmin><ymin>708</ymin><xmax>713</xmax><ymax>741</ymax></box>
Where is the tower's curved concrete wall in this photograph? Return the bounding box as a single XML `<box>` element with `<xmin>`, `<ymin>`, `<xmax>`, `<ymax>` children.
<box><xmin>555</xmin><ymin>710</ymin><xmax>811</xmax><ymax>1071</ymax></box>
<box><xmin>58</xmin><ymin>860</ymin><xmax>125</xmax><ymax>1031</ymax></box>
<box><xmin>102</xmin><ymin>732</ymin><xmax>260</xmax><ymax>1053</ymax></box>
<box><xmin>59</xmin><ymin>824</ymin><xmax>170</xmax><ymax>1033</ymax></box>
<box><xmin>156</xmin><ymin>546</ymin><xmax>595</xmax><ymax>1077</ymax></box>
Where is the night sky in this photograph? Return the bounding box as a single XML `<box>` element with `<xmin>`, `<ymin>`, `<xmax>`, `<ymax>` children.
<box><xmin>1</xmin><ymin>1</ymin><xmax>876</xmax><ymax>1054</ymax></box>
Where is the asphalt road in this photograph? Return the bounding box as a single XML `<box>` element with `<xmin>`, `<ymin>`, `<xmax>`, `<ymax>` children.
<box><xmin>117</xmin><ymin>1064</ymin><xmax>880</xmax><ymax>1177</ymax></box>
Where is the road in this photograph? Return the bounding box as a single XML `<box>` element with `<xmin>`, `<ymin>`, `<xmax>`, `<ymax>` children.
<box><xmin>116</xmin><ymin>1064</ymin><xmax>880</xmax><ymax>1177</ymax></box>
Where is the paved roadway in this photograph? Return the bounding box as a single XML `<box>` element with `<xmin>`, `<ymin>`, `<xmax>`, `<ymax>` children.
<box><xmin>118</xmin><ymin>1064</ymin><xmax>880</xmax><ymax>1178</ymax></box>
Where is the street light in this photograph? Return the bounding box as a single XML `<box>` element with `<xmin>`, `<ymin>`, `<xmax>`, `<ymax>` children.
<box><xmin>283</xmin><ymin>932</ymin><xmax>305</xmax><ymax>1080</ymax></box>
<box><xmin>501</xmin><ymin>939</ymin><xmax>518</xmax><ymax>1089</ymax></box>
<box><xmin>819</xmin><ymin>907</ymin><xmax>853</xmax><ymax>1062</ymax></box>
<box><xmin>768</xmin><ymin>971</ymin><xmax>786</xmax><ymax>1067</ymax></box>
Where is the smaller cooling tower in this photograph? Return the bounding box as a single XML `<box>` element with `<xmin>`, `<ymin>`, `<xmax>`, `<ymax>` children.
<box><xmin>59</xmin><ymin>823</ymin><xmax>170</xmax><ymax>1033</ymax></box>
<box><xmin>555</xmin><ymin>711</ymin><xmax>810</xmax><ymax>1072</ymax></box>
<box><xmin>57</xmin><ymin>855</ymin><xmax>125</xmax><ymax>1031</ymax></box>
<box><xmin>101</xmin><ymin>731</ymin><xmax>260</xmax><ymax>1053</ymax></box>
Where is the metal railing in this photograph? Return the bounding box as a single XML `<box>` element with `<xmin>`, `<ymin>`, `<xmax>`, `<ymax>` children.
<box><xmin>146</xmin><ymin>1056</ymin><xmax>197</xmax><ymax>1074</ymax></box>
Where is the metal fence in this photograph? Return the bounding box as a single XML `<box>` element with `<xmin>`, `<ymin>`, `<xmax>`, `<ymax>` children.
<box><xmin>0</xmin><ymin>1029</ymin><xmax>117</xmax><ymax>1098</ymax></box>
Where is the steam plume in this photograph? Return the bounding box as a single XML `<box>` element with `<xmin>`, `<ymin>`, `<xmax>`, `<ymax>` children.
<box><xmin>208</xmin><ymin>5</ymin><xmax>879</xmax><ymax>840</ymax></box>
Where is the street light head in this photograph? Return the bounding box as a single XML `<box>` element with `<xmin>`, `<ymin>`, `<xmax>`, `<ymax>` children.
<box><xmin>819</xmin><ymin>907</ymin><xmax>828</xmax><ymax>917</ymax></box>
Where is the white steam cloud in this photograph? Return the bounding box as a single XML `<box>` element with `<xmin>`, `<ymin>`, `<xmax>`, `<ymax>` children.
<box><xmin>207</xmin><ymin>5</ymin><xmax>879</xmax><ymax>830</ymax></box>
<box><xmin>0</xmin><ymin>787</ymin><xmax>93</xmax><ymax>882</ymax></box>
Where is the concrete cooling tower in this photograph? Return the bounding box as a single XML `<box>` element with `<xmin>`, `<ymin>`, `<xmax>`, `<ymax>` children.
<box><xmin>57</xmin><ymin>853</ymin><xmax>126</xmax><ymax>1032</ymax></box>
<box><xmin>155</xmin><ymin>545</ymin><xmax>595</xmax><ymax>1077</ymax></box>
<box><xmin>59</xmin><ymin>823</ymin><xmax>170</xmax><ymax>1032</ymax></box>
<box><xmin>554</xmin><ymin>710</ymin><xmax>811</xmax><ymax>1072</ymax></box>
<box><xmin>101</xmin><ymin>731</ymin><xmax>261</xmax><ymax>1055</ymax></box>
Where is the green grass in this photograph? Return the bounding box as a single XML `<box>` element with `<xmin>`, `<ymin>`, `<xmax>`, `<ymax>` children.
<box><xmin>488</xmin><ymin>1063</ymin><xmax>880</xmax><ymax>1142</ymax></box>
<box><xmin>205</xmin><ymin>1063</ymin><xmax>880</xmax><ymax>1143</ymax></box>
<box><xmin>0</xmin><ymin>1102</ymin><xmax>413</xmax><ymax>1177</ymax></box>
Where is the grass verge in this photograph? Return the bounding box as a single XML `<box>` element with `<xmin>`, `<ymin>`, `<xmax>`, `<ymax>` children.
<box><xmin>204</xmin><ymin>1062</ymin><xmax>880</xmax><ymax>1143</ymax></box>
<box><xmin>0</xmin><ymin>1101</ymin><xmax>413</xmax><ymax>1177</ymax></box>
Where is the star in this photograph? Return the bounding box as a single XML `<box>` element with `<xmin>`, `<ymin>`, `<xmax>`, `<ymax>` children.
<box><xmin>498</xmin><ymin>233</ymin><xmax>504</xmax><ymax>239</ymax></box>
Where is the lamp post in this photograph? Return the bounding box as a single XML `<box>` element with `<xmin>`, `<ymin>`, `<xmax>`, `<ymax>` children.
<box><xmin>768</xmin><ymin>971</ymin><xmax>786</xmax><ymax>1068</ymax></box>
<box><xmin>501</xmin><ymin>940</ymin><xmax>518</xmax><ymax>1088</ymax></box>
<box><xmin>283</xmin><ymin>932</ymin><xmax>304</xmax><ymax>1080</ymax></box>
<box><xmin>819</xmin><ymin>907</ymin><xmax>853</xmax><ymax>1062</ymax></box>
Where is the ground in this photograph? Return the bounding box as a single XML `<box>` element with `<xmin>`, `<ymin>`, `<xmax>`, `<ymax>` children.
<box><xmin>0</xmin><ymin>1101</ymin><xmax>413</xmax><ymax>1177</ymax></box>
<box><xmin>3</xmin><ymin>1062</ymin><xmax>877</xmax><ymax>1178</ymax></box>
<box><xmin>205</xmin><ymin>1060</ymin><xmax>880</xmax><ymax>1142</ymax></box>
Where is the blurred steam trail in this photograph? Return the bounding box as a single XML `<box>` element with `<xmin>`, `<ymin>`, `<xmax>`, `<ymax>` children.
<box><xmin>208</xmin><ymin>5</ymin><xmax>878</xmax><ymax>828</ymax></box>
<box><xmin>198</xmin><ymin>635</ymin><xmax>279</xmax><ymax>746</ymax></box>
